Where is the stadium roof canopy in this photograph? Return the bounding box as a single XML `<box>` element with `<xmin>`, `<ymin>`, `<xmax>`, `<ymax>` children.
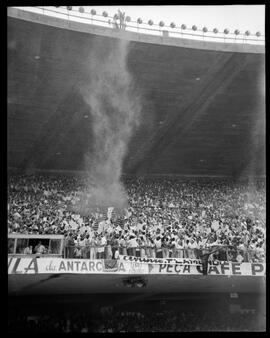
<box><xmin>7</xmin><ymin>8</ymin><xmax>265</xmax><ymax>177</ymax></box>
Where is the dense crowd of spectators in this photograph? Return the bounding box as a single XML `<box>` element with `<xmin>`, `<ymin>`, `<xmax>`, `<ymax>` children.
<box><xmin>8</xmin><ymin>174</ymin><xmax>266</xmax><ymax>261</ymax></box>
<box><xmin>8</xmin><ymin>308</ymin><xmax>265</xmax><ymax>332</ymax></box>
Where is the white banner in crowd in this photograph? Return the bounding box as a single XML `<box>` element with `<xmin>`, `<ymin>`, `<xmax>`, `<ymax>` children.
<box><xmin>107</xmin><ymin>207</ymin><xmax>114</xmax><ymax>221</ymax></box>
<box><xmin>8</xmin><ymin>257</ymin><xmax>265</xmax><ymax>276</ymax></box>
<box><xmin>211</xmin><ymin>220</ymin><xmax>219</xmax><ymax>231</ymax></box>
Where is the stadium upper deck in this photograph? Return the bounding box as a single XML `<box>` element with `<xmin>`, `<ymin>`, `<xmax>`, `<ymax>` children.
<box><xmin>8</xmin><ymin>7</ymin><xmax>265</xmax><ymax>177</ymax></box>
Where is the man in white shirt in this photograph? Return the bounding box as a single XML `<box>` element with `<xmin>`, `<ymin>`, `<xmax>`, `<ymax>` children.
<box><xmin>34</xmin><ymin>241</ymin><xmax>46</xmax><ymax>254</ymax></box>
<box><xmin>188</xmin><ymin>238</ymin><xmax>198</xmax><ymax>259</ymax></box>
<box><xmin>79</xmin><ymin>224</ymin><xmax>86</xmax><ymax>235</ymax></box>
<box><xmin>79</xmin><ymin>236</ymin><xmax>87</xmax><ymax>258</ymax></box>
<box><xmin>23</xmin><ymin>245</ymin><xmax>33</xmax><ymax>255</ymax></box>
<box><xmin>236</xmin><ymin>252</ymin><xmax>244</xmax><ymax>263</ymax></box>
<box><xmin>129</xmin><ymin>223</ymin><xmax>136</xmax><ymax>233</ymax></box>
<box><xmin>98</xmin><ymin>220</ymin><xmax>106</xmax><ymax>234</ymax></box>
<box><xmin>74</xmin><ymin>246</ymin><xmax>82</xmax><ymax>258</ymax></box>
<box><xmin>154</xmin><ymin>236</ymin><xmax>162</xmax><ymax>258</ymax></box>
<box><xmin>115</xmin><ymin>224</ymin><xmax>122</xmax><ymax>235</ymax></box>
<box><xmin>114</xmin><ymin>249</ymin><xmax>120</xmax><ymax>259</ymax></box>
<box><xmin>127</xmin><ymin>236</ymin><xmax>138</xmax><ymax>256</ymax></box>
<box><xmin>136</xmin><ymin>222</ymin><xmax>143</xmax><ymax>232</ymax></box>
<box><xmin>99</xmin><ymin>235</ymin><xmax>107</xmax><ymax>259</ymax></box>
<box><xmin>96</xmin><ymin>236</ymin><xmax>104</xmax><ymax>259</ymax></box>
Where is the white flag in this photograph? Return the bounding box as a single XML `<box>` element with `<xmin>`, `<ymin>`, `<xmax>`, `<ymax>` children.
<box><xmin>211</xmin><ymin>220</ymin><xmax>219</xmax><ymax>231</ymax></box>
<box><xmin>107</xmin><ymin>207</ymin><xmax>114</xmax><ymax>221</ymax></box>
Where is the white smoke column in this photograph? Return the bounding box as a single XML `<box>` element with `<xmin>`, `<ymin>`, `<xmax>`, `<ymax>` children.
<box><xmin>76</xmin><ymin>38</ymin><xmax>141</xmax><ymax>214</ymax></box>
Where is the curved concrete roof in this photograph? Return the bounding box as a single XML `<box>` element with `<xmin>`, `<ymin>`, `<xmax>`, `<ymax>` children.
<box><xmin>8</xmin><ymin>7</ymin><xmax>265</xmax><ymax>54</ymax></box>
<box><xmin>7</xmin><ymin>8</ymin><xmax>265</xmax><ymax>176</ymax></box>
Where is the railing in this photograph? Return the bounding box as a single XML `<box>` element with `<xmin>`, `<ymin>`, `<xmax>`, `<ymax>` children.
<box><xmin>12</xmin><ymin>6</ymin><xmax>265</xmax><ymax>46</ymax></box>
<box><xmin>8</xmin><ymin>236</ymin><xmax>63</xmax><ymax>256</ymax></box>
<box><xmin>61</xmin><ymin>245</ymin><xmax>264</xmax><ymax>262</ymax></box>
<box><xmin>8</xmin><ymin>236</ymin><xmax>265</xmax><ymax>262</ymax></box>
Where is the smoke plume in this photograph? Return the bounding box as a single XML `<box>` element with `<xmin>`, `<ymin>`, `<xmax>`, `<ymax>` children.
<box><xmin>75</xmin><ymin>38</ymin><xmax>141</xmax><ymax>215</ymax></box>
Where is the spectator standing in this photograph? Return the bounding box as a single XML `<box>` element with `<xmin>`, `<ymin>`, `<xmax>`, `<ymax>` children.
<box><xmin>162</xmin><ymin>236</ymin><xmax>170</xmax><ymax>258</ymax></box>
<box><xmin>127</xmin><ymin>236</ymin><xmax>138</xmax><ymax>257</ymax></box>
<box><xmin>236</xmin><ymin>251</ymin><xmax>244</xmax><ymax>263</ymax></box>
<box><xmin>89</xmin><ymin>237</ymin><xmax>96</xmax><ymax>260</ymax></box>
<box><xmin>154</xmin><ymin>236</ymin><xmax>162</xmax><ymax>258</ymax></box>
<box><xmin>174</xmin><ymin>237</ymin><xmax>184</xmax><ymax>258</ymax></box>
<box><xmin>105</xmin><ymin>236</ymin><xmax>113</xmax><ymax>259</ymax></box>
<box><xmin>74</xmin><ymin>245</ymin><xmax>82</xmax><ymax>258</ymax></box>
<box><xmin>111</xmin><ymin>236</ymin><xmax>119</xmax><ymax>259</ymax></box>
<box><xmin>148</xmin><ymin>238</ymin><xmax>156</xmax><ymax>258</ymax></box>
<box><xmin>118</xmin><ymin>236</ymin><xmax>127</xmax><ymax>256</ymax></box>
<box><xmin>188</xmin><ymin>238</ymin><xmax>197</xmax><ymax>259</ymax></box>
<box><xmin>67</xmin><ymin>233</ymin><xmax>75</xmax><ymax>258</ymax></box>
<box><xmin>79</xmin><ymin>235</ymin><xmax>86</xmax><ymax>258</ymax></box>
<box><xmin>84</xmin><ymin>234</ymin><xmax>91</xmax><ymax>259</ymax></box>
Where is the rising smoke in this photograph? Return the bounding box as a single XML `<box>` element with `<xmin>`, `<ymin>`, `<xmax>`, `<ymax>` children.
<box><xmin>75</xmin><ymin>38</ymin><xmax>141</xmax><ymax>215</ymax></box>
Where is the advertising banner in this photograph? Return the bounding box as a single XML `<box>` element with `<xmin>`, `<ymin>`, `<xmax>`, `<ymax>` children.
<box><xmin>8</xmin><ymin>257</ymin><xmax>148</xmax><ymax>275</ymax></box>
<box><xmin>8</xmin><ymin>257</ymin><xmax>265</xmax><ymax>276</ymax></box>
<box><xmin>147</xmin><ymin>261</ymin><xmax>265</xmax><ymax>276</ymax></box>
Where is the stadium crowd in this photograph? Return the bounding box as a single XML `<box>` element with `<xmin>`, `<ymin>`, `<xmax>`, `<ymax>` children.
<box><xmin>8</xmin><ymin>174</ymin><xmax>266</xmax><ymax>262</ymax></box>
<box><xmin>8</xmin><ymin>308</ymin><xmax>264</xmax><ymax>332</ymax></box>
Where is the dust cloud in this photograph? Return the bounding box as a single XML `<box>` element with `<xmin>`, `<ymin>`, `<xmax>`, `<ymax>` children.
<box><xmin>74</xmin><ymin>38</ymin><xmax>141</xmax><ymax>215</ymax></box>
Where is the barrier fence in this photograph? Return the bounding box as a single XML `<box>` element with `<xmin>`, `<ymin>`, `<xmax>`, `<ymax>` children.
<box><xmin>8</xmin><ymin>243</ymin><xmax>265</xmax><ymax>263</ymax></box>
<box><xmin>63</xmin><ymin>245</ymin><xmax>264</xmax><ymax>263</ymax></box>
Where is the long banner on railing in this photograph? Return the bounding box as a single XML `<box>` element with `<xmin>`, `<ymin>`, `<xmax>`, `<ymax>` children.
<box><xmin>8</xmin><ymin>257</ymin><xmax>265</xmax><ymax>276</ymax></box>
<box><xmin>119</xmin><ymin>255</ymin><xmax>218</xmax><ymax>265</ymax></box>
